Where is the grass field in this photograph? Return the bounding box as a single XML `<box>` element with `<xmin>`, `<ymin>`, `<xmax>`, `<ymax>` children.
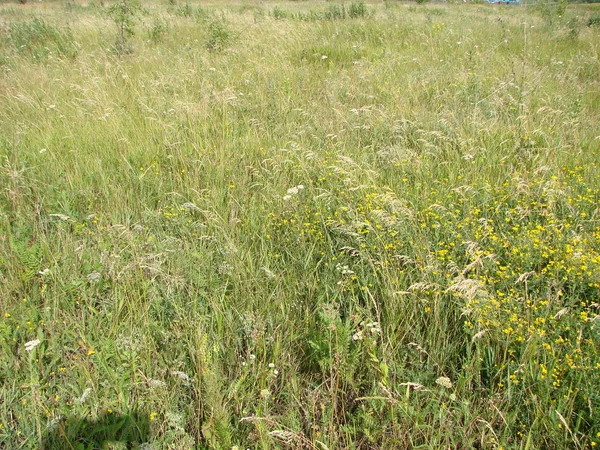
<box><xmin>1</xmin><ymin>0</ymin><xmax>600</xmax><ymax>448</ymax></box>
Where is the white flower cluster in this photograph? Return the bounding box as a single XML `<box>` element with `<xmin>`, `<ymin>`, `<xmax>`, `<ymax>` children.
<box><xmin>283</xmin><ymin>184</ymin><xmax>304</xmax><ymax>201</ymax></box>
<box><xmin>336</xmin><ymin>264</ymin><xmax>355</xmax><ymax>275</ymax></box>
<box><xmin>352</xmin><ymin>322</ymin><xmax>381</xmax><ymax>341</ymax></box>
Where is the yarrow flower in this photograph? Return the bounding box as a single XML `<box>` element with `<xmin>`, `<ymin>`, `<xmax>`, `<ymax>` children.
<box><xmin>77</xmin><ymin>388</ymin><xmax>92</xmax><ymax>404</ymax></box>
<box><xmin>25</xmin><ymin>339</ymin><xmax>41</xmax><ymax>352</ymax></box>
<box><xmin>435</xmin><ymin>376</ymin><xmax>453</xmax><ymax>389</ymax></box>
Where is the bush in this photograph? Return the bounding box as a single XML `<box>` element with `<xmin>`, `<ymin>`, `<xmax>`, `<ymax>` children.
<box><xmin>205</xmin><ymin>18</ymin><xmax>231</xmax><ymax>52</ymax></box>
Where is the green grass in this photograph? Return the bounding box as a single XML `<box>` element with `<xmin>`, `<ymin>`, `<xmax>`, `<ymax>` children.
<box><xmin>1</xmin><ymin>0</ymin><xmax>599</xmax><ymax>448</ymax></box>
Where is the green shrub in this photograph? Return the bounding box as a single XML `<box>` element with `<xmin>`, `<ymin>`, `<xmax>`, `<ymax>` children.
<box><xmin>205</xmin><ymin>18</ymin><xmax>231</xmax><ymax>52</ymax></box>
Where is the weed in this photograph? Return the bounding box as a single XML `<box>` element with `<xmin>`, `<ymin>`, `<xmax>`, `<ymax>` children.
<box><xmin>174</xmin><ymin>3</ymin><xmax>192</xmax><ymax>17</ymax></box>
<box><xmin>4</xmin><ymin>18</ymin><xmax>77</xmax><ymax>61</ymax></box>
<box><xmin>205</xmin><ymin>17</ymin><xmax>231</xmax><ymax>52</ymax></box>
<box><xmin>148</xmin><ymin>17</ymin><xmax>168</xmax><ymax>43</ymax></box>
<box><xmin>348</xmin><ymin>1</ymin><xmax>368</xmax><ymax>19</ymax></box>
<box><xmin>273</xmin><ymin>6</ymin><xmax>289</xmax><ymax>20</ymax></box>
<box><xmin>325</xmin><ymin>3</ymin><xmax>346</xmax><ymax>20</ymax></box>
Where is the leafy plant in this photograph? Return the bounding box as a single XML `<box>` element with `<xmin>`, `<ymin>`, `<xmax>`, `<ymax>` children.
<box><xmin>205</xmin><ymin>17</ymin><xmax>231</xmax><ymax>52</ymax></box>
<box><xmin>107</xmin><ymin>0</ymin><xmax>142</xmax><ymax>54</ymax></box>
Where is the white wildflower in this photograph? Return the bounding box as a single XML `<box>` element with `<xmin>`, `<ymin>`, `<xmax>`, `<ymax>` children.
<box><xmin>435</xmin><ymin>376</ymin><xmax>453</xmax><ymax>389</ymax></box>
<box><xmin>77</xmin><ymin>388</ymin><xmax>92</xmax><ymax>404</ymax></box>
<box><xmin>261</xmin><ymin>267</ymin><xmax>276</xmax><ymax>278</ymax></box>
<box><xmin>46</xmin><ymin>415</ymin><xmax>63</xmax><ymax>432</ymax></box>
<box><xmin>181</xmin><ymin>202</ymin><xmax>198</xmax><ymax>211</ymax></box>
<box><xmin>87</xmin><ymin>271</ymin><xmax>101</xmax><ymax>283</ymax></box>
<box><xmin>148</xmin><ymin>379</ymin><xmax>166</xmax><ymax>388</ymax></box>
<box><xmin>171</xmin><ymin>370</ymin><xmax>190</xmax><ymax>381</ymax></box>
<box><xmin>25</xmin><ymin>339</ymin><xmax>41</xmax><ymax>352</ymax></box>
<box><xmin>260</xmin><ymin>388</ymin><xmax>271</xmax><ymax>399</ymax></box>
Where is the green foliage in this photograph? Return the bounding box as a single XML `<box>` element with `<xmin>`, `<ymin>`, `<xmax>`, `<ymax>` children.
<box><xmin>348</xmin><ymin>1</ymin><xmax>368</xmax><ymax>18</ymax></box>
<box><xmin>148</xmin><ymin>17</ymin><xmax>168</xmax><ymax>43</ymax></box>
<box><xmin>1</xmin><ymin>2</ymin><xmax>600</xmax><ymax>449</ymax></box>
<box><xmin>273</xmin><ymin>3</ymin><xmax>366</xmax><ymax>22</ymax></box>
<box><xmin>324</xmin><ymin>3</ymin><xmax>346</xmax><ymax>20</ymax></box>
<box><xmin>566</xmin><ymin>16</ymin><xmax>582</xmax><ymax>38</ymax></box>
<box><xmin>272</xmin><ymin>6</ymin><xmax>289</xmax><ymax>20</ymax></box>
<box><xmin>588</xmin><ymin>15</ymin><xmax>600</xmax><ymax>27</ymax></box>
<box><xmin>107</xmin><ymin>0</ymin><xmax>142</xmax><ymax>53</ymax></box>
<box><xmin>174</xmin><ymin>3</ymin><xmax>192</xmax><ymax>17</ymax></box>
<box><xmin>4</xmin><ymin>18</ymin><xmax>77</xmax><ymax>61</ymax></box>
<box><xmin>204</xmin><ymin>17</ymin><xmax>231</xmax><ymax>52</ymax></box>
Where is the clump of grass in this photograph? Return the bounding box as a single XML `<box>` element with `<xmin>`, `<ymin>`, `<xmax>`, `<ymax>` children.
<box><xmin>324</xmin><ymin>3</ymin><xmax>346</xmax><ymax>20</ymax></box>
<box><xmin>148</xmin><ymin>17</ymin><xmax>168</xmax><ymax>43</ymax></box>
<box><xmin>174</xmin><ymin>3</ymin><xmax>192</xmax><ymax>17</ymax></box>
<box><xmin>272</xmin><ymin>6</ymin><xmax>289</xmax><ymax>20</ymax></box>
<box><xmin>588</xmin><ymin>15</ymin><xmax>600</xmax><ymax>27</ymax></box>
<box><xmin>348</xmin><ymin>1</ymin><xmax>368</xmax><ymax>18</ymax></box>
<box><xmin>3</xmin><ymin>18</ymin><xmax>77</xmax><ymax>61</ymax></box>
<box><xmin>204</xmin><ymin>16</ymin><xmax>232</xmax><ymax>52</ymax></box>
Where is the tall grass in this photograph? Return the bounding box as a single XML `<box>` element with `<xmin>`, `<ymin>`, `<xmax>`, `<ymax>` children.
<box><xmin>1</xmin><ymin>1</ymin><xmax>599</xmax><ymax>448</ymax></box>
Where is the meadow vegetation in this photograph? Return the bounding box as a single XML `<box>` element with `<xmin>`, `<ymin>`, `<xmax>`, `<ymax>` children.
<box><xmin>1</xmin><ymin>0</ymin><xmax>599</xmax><ymax>448</ymax></box>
